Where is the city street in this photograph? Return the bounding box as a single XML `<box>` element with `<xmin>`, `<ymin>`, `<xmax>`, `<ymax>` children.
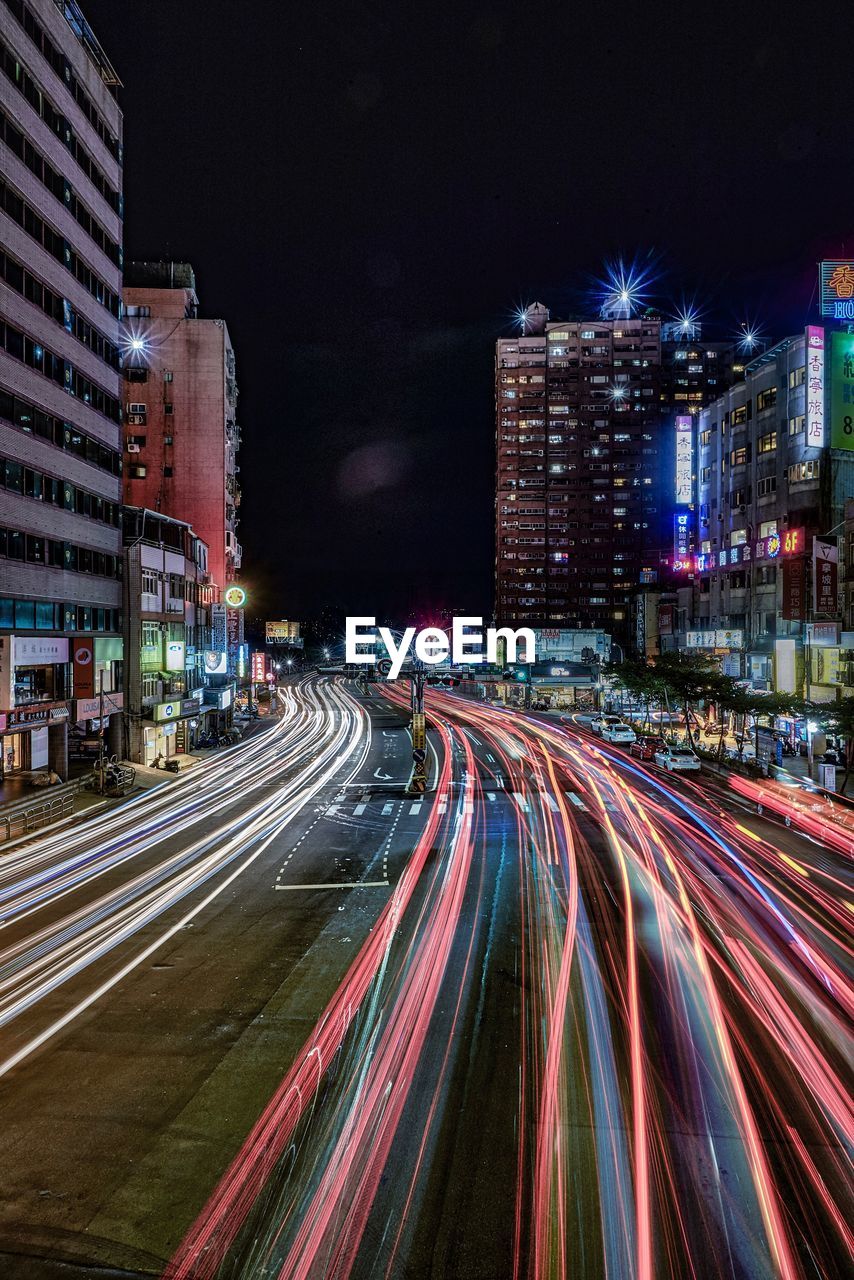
<box><xmin>0</xmin><ymin>677</ymin><xmax>848</xmax><ymax>1279</ymax></box>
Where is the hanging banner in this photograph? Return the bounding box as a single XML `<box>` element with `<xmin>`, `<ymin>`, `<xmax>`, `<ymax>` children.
<box><xmin>805</xmin><ymin>326</ymin><xmax>825</xmax><ymax>446</ymax></box>
<box><xmin>812</xmin><ymin>537</ymin><xmax>838</xmax><ymax>615</ymax></box>
<box><xmin>781</xmin><ymin>558</ymin><xmax>806</xmax><ymax>621</ymax></box>
<box><xmin>830</xmin><ymin>330</ymin><xmax>854</xmax><ymax>449</ymax></box>
<box><xmin>72</xmin><ymin>636</ymin><xmax>95</xmax><ymax>699</ymax></box>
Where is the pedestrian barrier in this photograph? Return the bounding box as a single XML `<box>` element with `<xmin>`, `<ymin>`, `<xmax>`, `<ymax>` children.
<box><xmin>1</xmin><ymin>792</ymin><xmax>74</xmax><ymax>843</ymax></box>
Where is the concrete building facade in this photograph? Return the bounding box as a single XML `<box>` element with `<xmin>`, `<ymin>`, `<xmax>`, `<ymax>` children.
<box><xmin>0</xmin><ymin>0</ymin><xmax>123</xmax><ymax>779</ymax></box>
<box><xmin>121</xmin><ymin>262</ymin><xmax>241</xmax><ymax>593</ymax></box>
<box><xmin>122</xmin><ymin>506</ymin><xmax>232</xmax><ymax>764</ymax></box>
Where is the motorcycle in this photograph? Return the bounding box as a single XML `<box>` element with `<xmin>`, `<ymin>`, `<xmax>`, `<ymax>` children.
<box><xmin>153</xmin><ymin>753</ymin><xmax>181</xmax><ymax>774</ymax></box>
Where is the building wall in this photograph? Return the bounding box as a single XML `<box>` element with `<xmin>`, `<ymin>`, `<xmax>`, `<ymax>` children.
<box><xmin>0</xmin><ymin>0</ymin><xmax>123</xmax><ymax>769</ymax></box>
<box><xmin>122</xmin><ymin>275</ymin><xmax>240</xmax><ymax>591</ymax></box>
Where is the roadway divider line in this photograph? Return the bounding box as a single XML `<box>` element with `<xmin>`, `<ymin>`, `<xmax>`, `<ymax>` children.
<box><xmin>274</xmin><ymin>881</ymin><xmax>390</xmax><ymax>891</ymax></box>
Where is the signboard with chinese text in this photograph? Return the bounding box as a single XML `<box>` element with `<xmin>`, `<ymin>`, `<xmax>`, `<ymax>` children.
<box><xmin>72</xmin><ymin>637</ymin><xmax>94</xmax><ymax>699</ymax></box>
<box><xmin>820</xmin><ymin>261</ymin><xmax>854</xmax><ymax>318</ymax></box>
<box><xmin>805</xmin><ymin>326</ymin><xmax>825</xmax><ymax>446</ymax></box>
<box><xmin>265</xmin><ymin>620</ymin><xmax>301</xmax><ymax>643</ymax></box>
<box><xmin>685</xmin><ymin>630</ymin><xmax>743</xmax><ymax>649</ymax></box>
<box><xmin>812</xmin><ymin>537</ymin><xmax>838</xmax><ymax>614</ymax></box>
<box><xmin>674</xmin><ymin>415</ymin><xmax>692</xmax><ymax>504</ymax></box>
<box><xmin>251</xmin><ymin>651</ymin><xmax>267</xmax><ymax>682</ymax></box>
<box><xmin>782</xmin><ymin>558</ymin><xmax>806</xmax><ymax>621</ymax></box>
<box><xmin>830</xmin><ymin>330</ymin><xmax>854</xmax><ymax>450</ymax></box>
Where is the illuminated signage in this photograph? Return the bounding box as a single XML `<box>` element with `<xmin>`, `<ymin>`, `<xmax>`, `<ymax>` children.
<box><xmin>154</xmin><ymin>701</ymin><xmax>180</xmax><ymax>722</ymax></box>
<box><xmin>805</xmin><ymin>326</ymin><xmax>825</xmax><ymax>446</ymax></box>
<box><xmin>251</xmin><ymin>651</ymin><xmax>267</xmax><ymax>682</ymax></box>
<box><xmin>265</xmin><ymin>620</ymin><xmax>300</xmax><ymax>643</ymax></box>
<box><xmin>820</xmin><ymin>261</ymin><xmax>854</xmax><ymax>318</ymax></box>
<box><xmin>673</xmin><ymin>510</ymin><xmax>690</xmax><ymax>564</ymax></box>
<box><xmin>203</xmin><ymin>650</ymin><xmax>228</xmax><ymax>675</ymax></box>
<box><xmin>766</xmin><ymin>532</ymin><xmax>781</xmax><ymax>559</ymax></box>
<box><xmin>830</xmin><ymin>330</ymin><xmax>854</xmax><ymax>450</ymax></box>
<box><xmin>223</xmin><ymin>584</ymin><xmax>247</xmax><ymax>609</ymax></box>
<box><xmin>165</xmin><ymin>640</ymin><xmax>185</xmax><ymax>672</ymax></box>
<box><xmin>674</xmin><ymin>415</ymin><xmax>692</xmax><ymax>504</ymax></box>
<box><xmin>686</xmin><ymin>630</ymin><xmax>743</xmax><ymax>649</ymax></box>
<box><xmin>237</xmin><ymin>643</ymin><xmax>248</xmax><ymax>678</ymax></box>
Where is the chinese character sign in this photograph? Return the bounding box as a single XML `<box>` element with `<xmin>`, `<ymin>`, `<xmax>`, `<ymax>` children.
<box><xmin>820</xmin><ymin>261</ymin><xmax>854</xmax><ymax>318</ymax></box>
<box><xmin>812</xmin><ymin>537</ymin><xmax>838</xmax><ymax>615</ymax></box>
<box><xmin>251</xmin><ymin>651</ymin><xmax>267</xmax><ymax>682</ymax></box>
<box><xmin>830</xmin><ymin>330</ymin><xmax>854</xmax><ymax>450</ymax></box>
<box><xmin>675</xmin><ymin>416</ymin><xmax>692</xmax><ymax>504</ymax></box>
<box><xmin>805</xmin><ymin>326</ymin><xmax>825</xmax><ymax>446</ymax></box>
<box><xmin>782</xmin><ymin>558</ymin><xmax>806</xmax><ymax>621</ymax></box>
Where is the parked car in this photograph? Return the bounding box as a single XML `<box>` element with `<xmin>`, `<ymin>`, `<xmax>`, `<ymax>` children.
<box><xmin>654</xmin><ymin>745</ymin><xmax>702</xmax><ymax>772</ymax></box>
<box><xmin>591</xmin><ymin>714</ymin><xmax>622</xmax><ymax>736</ymax></box>
<box><xmin>601</xmin><ymin>722</ymin><xmax>636</xmax><ymax>745</ymax></box>
<box><xmin>630</xmin><ymin>735</ymin><xmax>663</xmax><ymax>761</ymax></box>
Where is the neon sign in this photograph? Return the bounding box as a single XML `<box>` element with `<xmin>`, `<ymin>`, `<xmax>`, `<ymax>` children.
<box><xmin>675</xmin><ymin>415</ymin><xmax>692</xmax><ymax>504</ymax></box>
<box><xmin>820</xmin><ymin>262</ymin><xmax>854</xmax><ymax>319</ymax></box>
<box><xmin>805</xmin><ymin>326</ymin><xmax>825</xmax><ymax>447</ymax></box>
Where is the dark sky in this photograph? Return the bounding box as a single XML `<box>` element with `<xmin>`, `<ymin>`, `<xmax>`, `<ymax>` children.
<box><xmin>83</xmin><ymin>0</ymin><xmax>849</xmax><ymax>621</ymax></box>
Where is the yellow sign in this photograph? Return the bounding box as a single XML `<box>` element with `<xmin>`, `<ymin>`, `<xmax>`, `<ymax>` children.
<box><xmin>223</xmin><ymin>584</ymin><xmax>246</xmax><ymax>608</ymax></box>
<box><xmin>411</xmin><ymin>712</ymin><xmax>426</xmax><ymax>751</ymax></box>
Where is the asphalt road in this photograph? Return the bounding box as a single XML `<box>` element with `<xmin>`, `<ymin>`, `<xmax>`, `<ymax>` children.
<box><xmin>0</xmin><ymin>677</ymin><xmax>850</xmax><ymax>1280</ymax></box>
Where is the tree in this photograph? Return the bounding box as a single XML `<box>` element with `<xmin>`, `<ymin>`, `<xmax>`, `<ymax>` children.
<box><xmin>653</xmin><ymin>652</ymin><xmax>727</xmax><ymax>747</ymax></box>
<box><xmin>808</xmin><ymin>696</ymin><xmax>854</xmax><ymax>793</ymax></box>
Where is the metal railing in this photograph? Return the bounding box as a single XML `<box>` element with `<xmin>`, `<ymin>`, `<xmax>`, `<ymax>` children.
<box><xmin>1</xmin><ymin>792</ymin><xmax>74</xmax><ymax>843</ymax></box>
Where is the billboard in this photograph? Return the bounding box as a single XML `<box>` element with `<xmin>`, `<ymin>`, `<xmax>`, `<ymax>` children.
<box><xmin>165</xmin><ymin>640</ymin><xmax>185</xmax><ymax>672</ymax></box>
<box><xmin>72</xmin><ymin>636</ymin><xmax>94</xmax><ymax>699</ymax></box>
<box><xmin>265</xmin><ymin>620</ymin><xmax>301</xmax><ymax>643</ymax></box>
<box><xmin>782</xmin><ymin>558</ymin><xmax>806</xmax><ymax>621</ymax></box>
<box><xmin>820</xmin><ymin>261</ymin><xmax>854</xmax><ymax>319</ymax></box>
<box><xmin>674</xmin><ymin>415</ymin><xmax>692</xmax><ymax>504</ymax></box>
<box><xmin>203</xmin><ymin>650</ymin><xmax>228</xmax><ymax>675</ymax></box>
<box><xmin>805</xmin><ymin>326</ymin><xmax>825</xmax><ymax>446</ymax></box>
<box><xmin>251</xmin><ymin>651</ymin><xmax>267</xmax><ymax>682</ymax></box>
<box><xmin>830</xmin><ymin>329</ymin><xmax>854</xmax><ymax>449</ymax></box>
<box><xmin>812</xmin><ymin>537</ymin><xmax>838</xmax><ymax>615</ymax></box>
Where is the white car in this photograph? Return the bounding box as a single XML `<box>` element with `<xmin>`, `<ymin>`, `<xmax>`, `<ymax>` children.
<box><xmin>601</xmin><ymin>723</ymin><xmax>637</xmax><ymax>745</ymax></box>
<box><xmin>654</xmin><ymin>745</ymin><xmax>701</xmax><ymax>772</ymax></box>
<box><xmin>591</xmin><ymin>714</ymin><xmax>622</xmax><ymax>736</ymax></box>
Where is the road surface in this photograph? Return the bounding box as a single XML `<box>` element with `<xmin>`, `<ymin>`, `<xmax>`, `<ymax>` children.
<box><xmin>0</xmin><ymin>677</ymin><xmax>849</xmax><ymax>1279</ymax></box>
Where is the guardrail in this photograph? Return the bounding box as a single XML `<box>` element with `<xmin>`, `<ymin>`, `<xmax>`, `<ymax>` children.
<box><xmin>0</xmin><ymin>772</ymin><xmax>95</xmax><ymax>844</ymax></box>
<box><xmin>1</xmin><ymin>792</ymin><xmax>73</xmax><ymax>842</ymax></box>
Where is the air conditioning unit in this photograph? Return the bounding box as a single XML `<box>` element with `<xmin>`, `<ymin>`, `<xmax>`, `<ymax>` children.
<box><xmin>127</xmin><ymin>443</ymin><xmax>140</xmax><ymax>453</ymax></box>
<box><xmin>739</xmin><ymin>504</ymin><xmax>746</xmax><ymax>512</ymax></box>
<box><xmin>126</xmin><ymin>414</ymin><xmax>146</xmax><ymax>426</ymax></box>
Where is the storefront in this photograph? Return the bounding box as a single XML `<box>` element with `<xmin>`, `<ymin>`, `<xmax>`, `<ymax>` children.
<box><xmin>142</xmin><ymin>696</ymin><xmax>201</xmax><ymax>765</ymax></box>
<box><xmin>0</xmin><ymin>702</ymin><xmax>69</xmax><ymax>778</ymax></box>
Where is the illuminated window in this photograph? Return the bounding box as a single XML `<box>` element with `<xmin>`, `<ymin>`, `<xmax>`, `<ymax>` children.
<box><xmin>788</xmin><ymin>366</ymin><xmax>806</xmax><ymax>388</ymax></box>
<box><xmin>788</xmin><ymin>415</ymin><xmax>804</xmax><ymax>436</ymax></box>
<box><xmin>788</xmin><ymin>460</ymin><xmax>820</xmax><ymax>483</ymax></box>
<box><xmin>757</xmin><ymin>387</ymin><xmax>777</xmax><ymax>411</ymax></box>
<box><xmin>759</xmin><ymin>519</ymin><xmax>778</xmax><ymax>538</ymax></box>
<box><xmin>731</xmin><ymin>405</ymin><xmax>748</xmax><ymax>426</ymax></box>
<box><xmin>548</xmin><ymin>331</ymin><xmax>569</xmax><ymax>341</ymax></box>
<box><xmin>758</xmin><ymin>431</ymin><xmax>777</xmax><ymax>454</ymax></box>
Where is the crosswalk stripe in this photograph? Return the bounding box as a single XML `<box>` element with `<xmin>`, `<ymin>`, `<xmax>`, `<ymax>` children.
<box><xmin>381</xmin><ymin>801</ymin><xmax>394</xmax><ymax>815</ymax></box>
<box><xmin>565</xmin><ymin>791</ymin><xmax>587</xmax><ymax>810</ymax></box>
<box><xmin>543</xmin><ymin>793</ymin><xmax>560</xmax><ymax>812</ymax></box>
<box><xmin>487</xmin><ymin>792</ymin><xmax>496</xmax><ymax>803</ymax></box>
<box><xmin>464</xmin><ymin>800</ymin><xmax>474</xmax><ymax>814</ymax></box>
<box><xmin>512</xmin><ymin>792</ymin><xmax>530</xmax><ymax>812</ymax></box>
<box><xmin>353</xmin><ymin>802</ymin><xmax>367</xmax><ymax>815</ymax></box>
<box><xmin>409</xmin><ymin>802</ymin><xmax>422</xmax><ymax>815</ymax></box>
<box><xmin>326</xmin><ymin>803</ymin><xmax>340</xmax><ymax>815</ymax></box>
<box><xmin>438</xmin><ymin>800</ymin><xmax>448</xmax><ymax>814</ymax></box>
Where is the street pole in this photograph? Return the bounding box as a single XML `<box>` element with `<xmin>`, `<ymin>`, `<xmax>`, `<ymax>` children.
<box><xmin>408</xmin><ymin>667</ymin><xmax>428</xmax><ymax>795</ymax></box>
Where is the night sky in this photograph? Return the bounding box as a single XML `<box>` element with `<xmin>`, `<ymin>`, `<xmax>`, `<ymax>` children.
<box><xmin>84</xmin><ymin>0</ymin><xmax>850</xmax><ymax>621</ymax></box>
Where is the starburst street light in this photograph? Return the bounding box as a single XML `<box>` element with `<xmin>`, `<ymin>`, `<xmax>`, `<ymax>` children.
<box><xmin>737</xmin><ymin>321</ymin><xmax>765</xmax><ymax>354</ymax></box>
<box><xmin>595</xmin><ymin>256</ymin><xmax>657</xmax><ymax>319</ymax></box>
<box><xmin>120</xmin><ymin>324</ymin><xmax>151</xmax><ymax>363</ymax></box>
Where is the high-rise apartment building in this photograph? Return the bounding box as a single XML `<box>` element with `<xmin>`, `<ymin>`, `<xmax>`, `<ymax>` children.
<box><xmin>122</xmin><ymin>262</ymin><xmax>241</xmax><ymax>592</ymax></box>
<box><xmin>494</xmin><ymin>302</ymin><xmax>735</xmax><ymax>639</ymax></box>
<box><xmin>0</xmin><ymin>0</ymin><xmax>124</xmax><ymax>779</ymax></box>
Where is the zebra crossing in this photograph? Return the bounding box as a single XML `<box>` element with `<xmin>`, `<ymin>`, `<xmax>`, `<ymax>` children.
<box><xmin>317</xmin><ymin>785</ymin><xmax>589</xmax><ymax>821</ymax></box>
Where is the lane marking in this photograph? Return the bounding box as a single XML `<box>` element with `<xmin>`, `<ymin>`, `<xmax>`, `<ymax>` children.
<box><xmin>512</xmin><ymin>792</ymin><xmax>530</xmax><ymax>813</ymax></box>
<box><xmin>352</xmin><ymin>803</ymin><xmax>367</xmax><ymax>816</ymax></box>
<box><xmin>409</xmin><ymin>802</ymin><xmax>422</xmax><ymax>815</ymax></box>
<box><xmin>275</xmin><ymin>881</ymin><xmax>390</xmax><ymax>891</ymax></box>
<box><xmin>487</xmin><ymin>792</ymin><xmax>496</xmax><ymax>803</ymax></box>
<box><xmin>326</xmin><ymin>803</ymin><xmax>340</xmax><ymax>816</ymax></box>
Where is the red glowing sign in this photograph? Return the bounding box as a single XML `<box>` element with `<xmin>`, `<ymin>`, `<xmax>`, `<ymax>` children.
<box><xmin>783</xmin><ymin>527</ymin><xmax>804</xmax><ymax>556</ymax></box>
<box><xmin>251</xmin><ymin>651</ymin><xmax>267</xmax><ymax>682</ymax></box>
